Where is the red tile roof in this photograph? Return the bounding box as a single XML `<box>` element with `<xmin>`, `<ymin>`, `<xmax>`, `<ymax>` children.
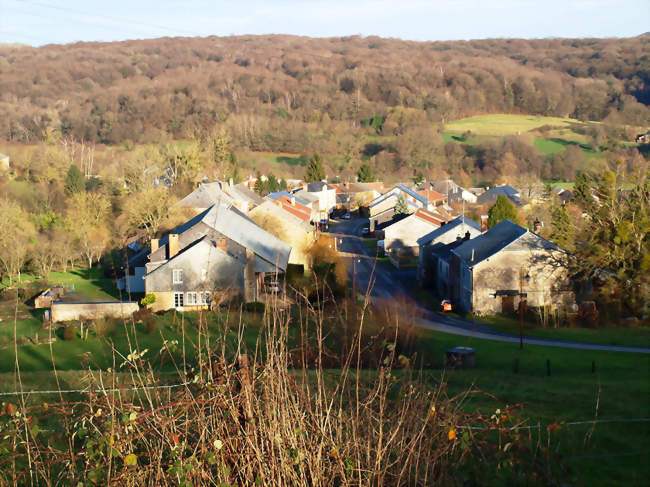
<box><xmin>276</xmin><ymin>196</ymin><xmax>311</xmax><ymax>222</ymax></box>
<box><xmin>414</xmin><ymin>208</ymin><xmax>444</xmax><ymax>226</ymax></box>
<box><xmin>417</xmin><ymin>189</ymin><xmax>447</xmax><ymax>204</ymax></box>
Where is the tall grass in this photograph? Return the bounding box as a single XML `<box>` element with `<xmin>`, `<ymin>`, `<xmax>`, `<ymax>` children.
<box><xmin>0</xmin><ymin>290</ymin><xmax>562</xmax><ymax>485</ymax></box>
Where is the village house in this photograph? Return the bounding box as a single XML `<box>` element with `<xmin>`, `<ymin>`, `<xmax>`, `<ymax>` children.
<box><xmin>449</xmin><ymin>219</ymin><xmax>574</xmax><ymax>315</ymax></box>
<box><xmin>176</xmin><ymin>181</ymin><xmax>263</xmax><ymax>215</ymax></box>
<box><xmin>267</xmin><ymin>190</ymin><xmax>318</xmax><ymax>223</ymax></box>
<box><xmin>123</xmin><ymin>204</ymin><xmax>290</xmax><ymax>308</ymax></box>
<box><xmin>431</xmin><ymin>179</ymin><xmax>478</xmax><ymax>204</ymax></box>
<box><xmin>296</xmin><ymin>182</ymin><xmax>338</xmax><ymax>223</ymax></box>
<box><xmin>248</xmin><ymin>198</ymin><xmax>315</xmax><ymax>269</ymax></box>
<box><xmin>416</xmin><ymin>216</ymin><xmax>483</xmax><ymax>296</ymax></box>
<box><xmin>382</xmin><ymin>208</ymin><xmax>455</xmax><ymax>257</ymax></box>
<box><xmin>476</xmin><ymin>185</ymin><xmax>522</xmax><ymax>206</ymax></box>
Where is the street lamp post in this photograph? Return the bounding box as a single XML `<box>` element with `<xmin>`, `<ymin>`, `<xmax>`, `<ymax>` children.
<box><xmin>519</xmin><ymin>271</ymin><xmax>530</xmax><ymax>349</ymax></box>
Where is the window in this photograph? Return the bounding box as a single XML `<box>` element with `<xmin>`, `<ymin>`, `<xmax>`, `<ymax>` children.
<box><xmin>186</xmin><ymin>292</ymin><xmax>198</xmax><ymax>305</ymax></box>
<box><xmin>174</xmin><ymin>292</ymin><xmax>184</xmax><ymax>308</ymax></box>
<box><xmin>201</xmin><ymin>292</ymin><xmax>211</xmax><ymax>306</ymax></box>
<box><xmin>172</xmin><ymin>269</ymin><xmax>183</xmax><ymax>284</ymax></box>
<box><xmin>201</xmin><ymin>269</ymin><xmax>207</xmax><ymax>281</ymax></box>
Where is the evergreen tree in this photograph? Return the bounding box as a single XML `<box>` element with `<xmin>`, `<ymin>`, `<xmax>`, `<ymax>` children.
<box><xmin>65</xmin><ymin>164</ymin><xmax>84</xmax><ymax>194</ymax></box>
<box><xmin>266</xmin><ymin>173</ymin><xmax>280</xmax><ymax>193</ymax></box>
<box><xmin>550</xmin><ymin>204</ymin><xmax>574</xmax><ymax>250</ymax></box>
<box><xmin>255</xmin><ymin>171</ymin><xmax>268</xmax><ymax>196</ymax></box>
<box><xmin>225</xmin><ymin>151</ymin><xmax>240</xmax><ymax>183</ymax></box>
<box><xmin>305</xmin><ymin>153</ymin><xmax>325</xmax><ymax>182</ymax></box>
<box><xmin>573</xmin><ymin>171</ymin><xmax>593</xmax><ymax>211</ymax></box>
<box><xmin>487</xmin><ymin>194</ymin><xmax>518</xmax><ymax>227</ymax></box>
<box><xmin>412</xmin><ymin>171</ymin><xmax>425</xmax><ymax>185</ymax></box>
<box><xmin>357</xmin><ymin>163</ymin><xmax>375</xmax><ymax>183</ymax></box>
<box><xmin>394</xmin><ymin>193</ymin><xmax>410</xmax><ymax>216</ymax></box>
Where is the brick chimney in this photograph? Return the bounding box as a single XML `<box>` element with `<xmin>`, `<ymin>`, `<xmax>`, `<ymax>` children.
<box><xmin>215</xmin><ymin>238</ymin><xmax>227</xmax><ymax>253</ymax></box>
<box><xmin>168</xmin><ymin>234</ymin><xmax>179</xmax><ymax>259</ymax></box>
<box><xmin>151</xmin><ymin>238</ymin><xmax>159</xmax><ymax>253</ymax></box>
<box><xmin>480</xmin><ymin>215</ymin><xmax>488</xmax><ymax>233</ymax></box>
<box><xmin>533</xmin><ymin>218</ymin><xmax>541</xmax><ymax>235</ymax></box>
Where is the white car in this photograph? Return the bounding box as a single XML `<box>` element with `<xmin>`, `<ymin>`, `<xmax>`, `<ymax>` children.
<box><xmin>342</xmin><ymin>213</ymin><xmax>351</xmax><ymax>220</ymax></box>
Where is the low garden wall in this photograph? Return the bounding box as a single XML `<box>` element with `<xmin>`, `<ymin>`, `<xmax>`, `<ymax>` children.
<box><xmin>51</xmin><ymin>301</ymin><xmax>139</xmax><ymax>322</ymax></box>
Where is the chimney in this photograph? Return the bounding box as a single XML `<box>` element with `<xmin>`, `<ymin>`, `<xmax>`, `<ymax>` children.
<box><xmin>480</xmin><ymin>215</ymin><xmax>488</xmax><ymax>233</ymax></box>
<box><xmin>215</xmin><ymin>237</ymin><xmax>227</xmax><ymax>253</ymax></box>
<box><xmin>533</xmin><ymin>218</ymin><xmax>541</xmax><ymax>235</ymax></box>
<box><xmin>168</xmin><ymin>234</ymin><xmax>179</xmax><ymax>259</ymax></box>
<box><xmin>229</xmin><ymin>178</ymin><xmax>234</xmax><ymax>187</ymax></box>
<box><xmin>151</xmin><ymin>238</ymin><xmax>159</xmax><ymax>253</ymax></box>
<box><xmin>290</xmin><ymin>196</ymin><xmax>296</xmax><ymax>206</ymax></box>
<box><xmin>464</xmin><ymin>231</ymin><xmax>471</xmax><ymax>241</ymax></box>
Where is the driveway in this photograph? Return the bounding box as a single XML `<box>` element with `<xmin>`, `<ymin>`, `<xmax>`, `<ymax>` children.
<box><xmin>327</xmin><ymin>218</ymin><xmax>650</xmax><ymax>354</ymax></box>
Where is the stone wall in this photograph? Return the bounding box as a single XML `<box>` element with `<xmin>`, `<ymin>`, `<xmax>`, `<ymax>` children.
<box><xmin>51</xmin><ymin>301</ymin><xmax>139</xmax><ymax>322</ymax></box>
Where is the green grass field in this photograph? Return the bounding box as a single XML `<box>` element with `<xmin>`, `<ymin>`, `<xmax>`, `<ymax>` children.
<box><xmin>472</xmin><ymin>314</ymin><xmax>650</xmax><ymax>348</ymax></box>
<box><xmin>444</xmin><ymin>114</ymin><xmax>589</xmax><ymax>136</ymax></box>
<box><xmin>441</xmin><ymin>114</ymin><xmax>613</xmax><ymax>163</ymax></box>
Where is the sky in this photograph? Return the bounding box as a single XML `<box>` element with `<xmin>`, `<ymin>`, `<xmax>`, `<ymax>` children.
<box><xmin>1</xmin><ymin>0</ymin><xmax>648</xmax><ymax>46</ymax></box>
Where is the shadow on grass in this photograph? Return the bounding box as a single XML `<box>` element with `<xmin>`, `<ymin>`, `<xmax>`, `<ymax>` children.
<box><xmin>276</xmin><ymin>155</ymin><xmax>307</xmax><ymax>166</ymax></box>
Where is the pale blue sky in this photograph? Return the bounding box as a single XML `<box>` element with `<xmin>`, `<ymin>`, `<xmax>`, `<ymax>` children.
<box><xmin>1</xmin><ymin>0</ymin><xmax>648</xmax><ymax>46</ymax></box>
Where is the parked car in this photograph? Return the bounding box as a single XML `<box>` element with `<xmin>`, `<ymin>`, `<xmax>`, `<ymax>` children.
<box><xmin>342</xmin><ymin>212</ymin><xmax>351</xmax><ymax>220</ymax></box>
<box><xmin>441</xmin><ymin>299</ymin><xmax>453</xmax><ymax>312</ymax></box>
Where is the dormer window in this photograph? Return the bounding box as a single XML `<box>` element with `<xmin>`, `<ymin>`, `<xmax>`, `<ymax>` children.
<box><xmin>172</xmin><ymin>269</ymin><xmax>183</xmax><ymax>284</ymax></box>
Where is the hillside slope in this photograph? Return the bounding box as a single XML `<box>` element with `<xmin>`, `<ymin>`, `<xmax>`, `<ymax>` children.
<box><xmin>0</xmin><ymin>35</ymin><xmax>648</xmax><ymax>147</ymax></box>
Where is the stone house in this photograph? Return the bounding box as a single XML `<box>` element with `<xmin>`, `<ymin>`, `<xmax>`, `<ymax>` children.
<box><xmin>417</xmin><ymin>216</ymin><xmax>483</xmax><ymax>288</ymax></box>
<box><xmin>449</xmin><ymin>219</ymin><xmax>574</xmax><ymax>314</ymax></box>
<box><xmin>176</xmin><ymin>181</ymin><xmax>263</xmax><ymax>215</ymax></box>
<box><xmin>125</xmin><ymin>204</ymin><xmax>290</xmax><ymax>309</ymax></box>
<box><xmin>476</xmin><ymin>185</ymin><xmax>522</xmax><ymax>206</ymax></box>
<box><xmin>383</xmin><ymin>208</ymin><xmax>447</xmax><ymax>255</ymax></box>
<box><xmin>431</xmin><ymin>179</ymin><xmax>477</xmax><ymax>204</ymax></box>
<box><xmin>248</xmin><ymin>199</ymin><xmax>316</xmax><ymax>269</ymax></box>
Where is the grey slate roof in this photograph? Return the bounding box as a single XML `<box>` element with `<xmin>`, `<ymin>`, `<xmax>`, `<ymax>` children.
<box><xmin>130</xmin><ymin>203</ymin><xmax>290</xmax><ymax>272</ymax></box>
<box><xmin>225</xmin><ymin>183</ymin><xmax>265</xmax><ymax>206</ymax></box>
<box><xmin>176</xmin><ymin>182</ymin><xmax>233</xmax><ymax>209</ymax></box>
<box><xmin>418</xmin><ymin>216</ymin><xmax>482</xmax><ymax>246</ymax></box>
<box><xmin>369</xmin><ymin>190</ymin><xmax>418</xmax><ymax>210</ymax></box>
<box><xmin>306</xmin><ymin>181</ymin><xmax>335</xmax><ymax>192</ymax></box>
<box><xmin>451</xmin><ymin>219</ymin><xmax>555</xmax><ymax>266</ymax></box>
<box><xmin>477</xmin><ymin>185</ymin><xmax>521</xmax><ymax>206</ymax></box>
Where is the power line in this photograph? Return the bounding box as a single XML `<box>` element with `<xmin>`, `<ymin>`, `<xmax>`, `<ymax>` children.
<box><xmin>16</xmin><ymin>0</ymin><xmax>205</xmax><ymax>37</ymax></box>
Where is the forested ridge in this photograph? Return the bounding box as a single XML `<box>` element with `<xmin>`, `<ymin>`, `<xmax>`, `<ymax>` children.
<box><xmin>1</xmin><ymin>34</ymin><xmax>648</xmax><ymax>146</ymax></box>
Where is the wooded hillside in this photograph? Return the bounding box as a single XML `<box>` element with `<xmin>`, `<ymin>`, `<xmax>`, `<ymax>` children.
<box><xmin>1</xmin><ymin>35</ymin><xmax>648</xmax><ymax>146</ymax></box>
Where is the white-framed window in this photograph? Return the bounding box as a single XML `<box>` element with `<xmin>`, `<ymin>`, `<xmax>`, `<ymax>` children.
<box><xmin>172</xmin><ymin>269</ymin><xmax>183</xmax><ymax>284</ymax></box>
<box><xmin>201</xmin><ymin>292</ymin><xmax>211</xmax><ymax>305</ymax></box>
<box><xmin>174</xmin><ymin>292</ymin><xmax>184</xmax><ymax>308</ymax></box>
<box><xmin>186</xmin><ymin>292</ymin><xmax>198</xmax><ymax>305</ymax></box>
<box><xmin>201</xmin><ymin>269</ymin><xmax>207</xmax><ymax>281</ymax></box>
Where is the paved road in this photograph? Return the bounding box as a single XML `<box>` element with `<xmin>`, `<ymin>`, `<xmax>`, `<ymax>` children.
<box><xmin>327</xmin><ymin>218</ymin><xmax>650</xmax><ymax>354</ymax></box>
